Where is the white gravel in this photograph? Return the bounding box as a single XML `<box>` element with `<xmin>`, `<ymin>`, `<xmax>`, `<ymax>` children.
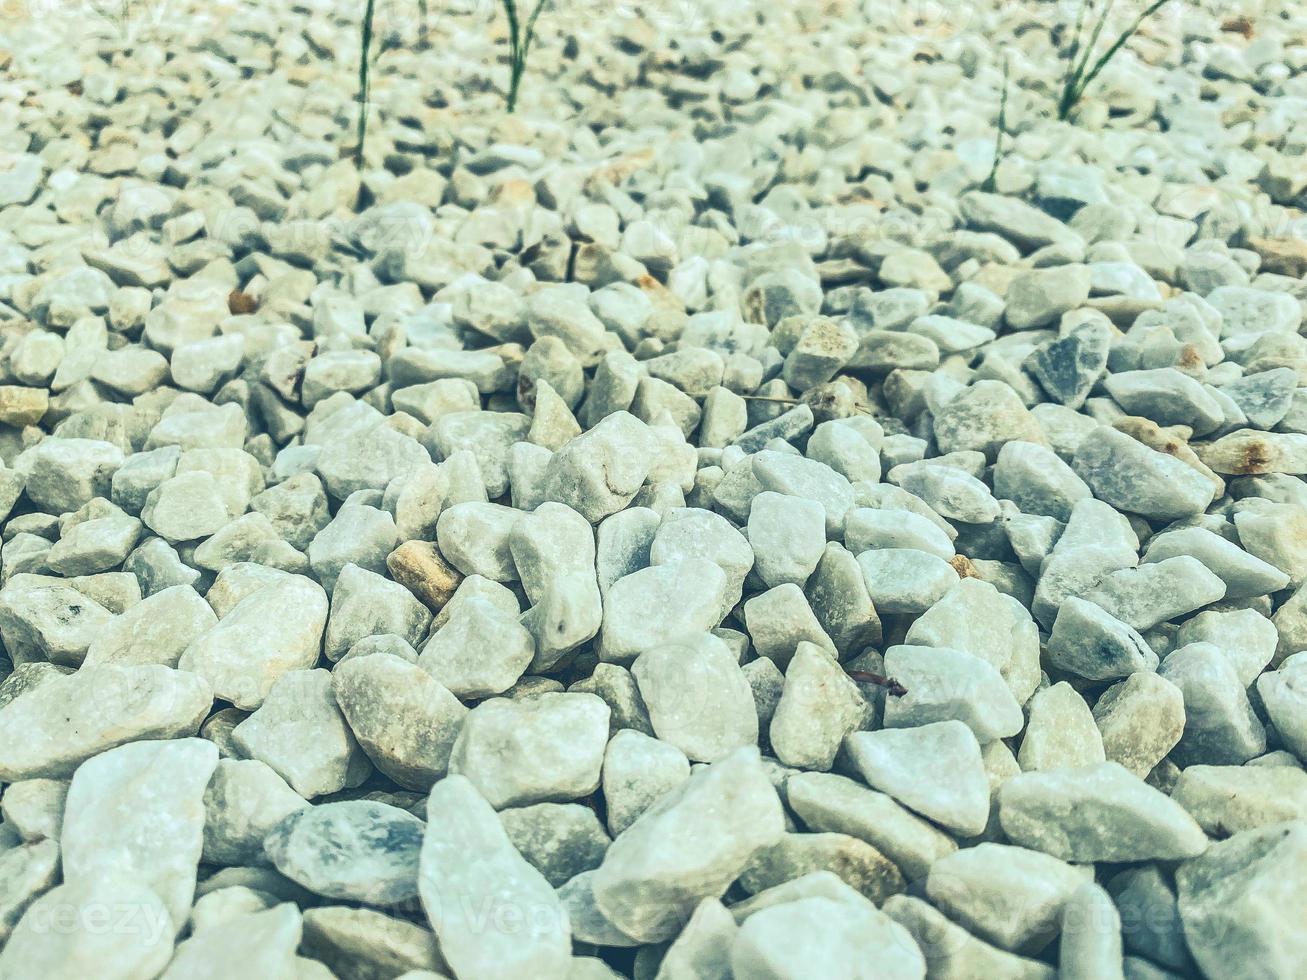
<box><xmin>1</xmin><ymin>0</ymin><xmax>1307</xmax><ymax>976</ymax></box>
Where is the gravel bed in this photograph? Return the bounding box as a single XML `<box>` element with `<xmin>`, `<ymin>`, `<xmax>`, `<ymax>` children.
<box><xmin>1</xmin><ymin>0</ymin><xmax>1306</xmax><ymax>977</ymax></box>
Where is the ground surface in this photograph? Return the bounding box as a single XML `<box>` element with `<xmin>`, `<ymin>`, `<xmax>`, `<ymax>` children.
<box><xmin>0</xmin><ymin>0</ymin><xmax>1306</xmax><ymax>978</ymax></box>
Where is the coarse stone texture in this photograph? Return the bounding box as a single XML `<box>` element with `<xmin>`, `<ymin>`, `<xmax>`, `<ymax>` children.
<box><xmin>419</xmin><ymin>775</ymin><xmax>571</xmax><ymax>980</ymax></box>
<box><xmin>201</xmin><ymin>759</ymin><xmax>309</xmax><ymax>867</ymax></box>
<box><xmin>632</xmin><ymin>633</ymin><xmax>758</xmax><ymax>763</ymax></box>
<box><xmin>769</xmin><ymin>642</ymin><xmax>868</xmax><ymax>771</ymax></box>
<box><xmin>264</xmin><ymin>800</ymin><xmax>425</xmax><ymax>906</ymax></box>
<box><xmin>998</xmin><ymin>762</ymin><xmax>1209</xmax><ymax>862</ymax></box>
<box><xmin>0</xmin><ymin>875</ymin><xmax>176</xmax><ymax>979</ymax></box>
<box><xmin>1176</xmin><ymin>822</ymin><xmax>1307</xmax><ymax>980</ymax></box>
<box><xmin>3</xmin><ymin>4</ymin><xmax>1307</xmax><ymax>972</ymax></box>
<box><xmin>447</xmin><ymin>693</ymin><xmax>610</xmax><ymax>808</ymax></box>
<box><xmin>332</xmin><ymin>652</ymin><xmax>467</xmax><ymax>790</ymax></box>
<box><xmin>300</xmin><ymin>906</ymin><xmax>447</xmax><ymax>980</ymax></box>
<box><xmin>601</xmin><ymin>728</ymin><xmax>691</xmax><ymax>837</ymax></box>
<box><xmin>591</xmin><ymin>747</ymin><xmax>785</xmax><ymax>943</ymax></box>
<box><xmin>231</xmin><ymin>669</ymin><xmax>369</xmax><ymax>799</ymax></box>
<box><xmin>161</xmin><ymin>903</ymin><xmax>302</xmax><ymax>979</ymax></box>
<box><xmin>926</xmin><ymin>843</ymin><xmax>1089</xmax><ymax>953</ymax></box>
<box><xmin>738</xmin><ymin>831</ymin><xmax>905</xmax><ymax>905</ymax></box>
<box><xmin>0</xmin><ymin>665</ymin><xmax>212</xmax><ymax>780</ymax></box>
<box><xmin>883</xmin><ymin>895</ymin><xmax>1055</xmax><ymax>980</ymax></box>
<box><xmin>179</xmin><ymin>574</ymin><xmax>328</xmax><ymax>710</ymax></box>
<box><xmin>61</xmin><ymin>738</ymin><xmax>218</xmax><ymax>933</ymax></box>
<box><xmin>731</xmin><ymin>896</ymin><xmax>925</xmax><ymax>980</ymax></box>
<box><xmin>844</xmin><ymin>722</ymin><xmax>991</xmax><ymax>836</ymax></box>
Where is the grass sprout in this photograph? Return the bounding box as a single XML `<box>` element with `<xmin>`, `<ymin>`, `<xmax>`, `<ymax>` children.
<box><xmin>355</xmin><ymin>0</ymin><xmax>378</xmax><ymax>174</ymax></box>
<box><xmin>983</xmin><ymin>56</ymin><xmax>1011</xmax><ymax>192</ymax></box>
<box><xmin>502</xmin><ymin>0</ymin><xmax>551</xmax><ymax>112</ymax></box>
<box><xmin>1058</xmin><ymin>0</ymin><xmax>1173</xmax><ymax>121</ymax></box>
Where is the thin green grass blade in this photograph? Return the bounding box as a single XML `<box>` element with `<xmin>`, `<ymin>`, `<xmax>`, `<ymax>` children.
<box><xmin>1060</xmin><ymin>0</ymin><xmax>1093</xmax><ymax>117</ymax></box>
<box><xmin>355</xmin><ymin>0</ymin><xmax>377</xmax><ymax>173</ymax></box>
<box><xmin>521</xmin><ymin>0</ymin><xmax>551</xmax><ymax>61</ymax></box>
<box><xmin>1072</xmin><ymin>0</ymin><xmax>1173</xmax><ymax>107</ymax></box>
<box><xmin>1072</xmin><ymin>0</ymin><xmax>1117</xmax><ymax>85</ymax></box>
<box><xmin>983</xmin><ymin>57</ymin><xmax>1011</xmax><ymax>193</ymax></box>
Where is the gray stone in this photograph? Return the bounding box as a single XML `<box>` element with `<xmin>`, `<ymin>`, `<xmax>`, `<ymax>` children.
<box><xmin>806</xmin><ymin>542</ymin><xmax>882</xmax><ymax>656</ymax></box>
<box><xmin>45</xmin><ymin>513</ymin><xmax>141</xmax><ymax>576</ymax></box>
<box><xmin>1159</xmin><ymin>643</ymin><xmax>1266</xmax><ymax>766</ymax></box>
<box><xmin>742</xmin><ymin>583</ymin><xmax>837</xmax><ymax>668</ymax></box>
<box><xmin>0</xmin><ymin>839</ymin><xmax>60</xmax><ymax>943</ymax></box>
<box><xmin>333</xmin><ymin>653</ymin><xmax>467</xmax><ymax>791</ymax></box>
<box><xmin>448</xmin><ymin>693</ymin><xmax>610</xmax><ymax>808</ymax></box>
<box><xmin>62</xmin><ymin>738</ymin><xmax>218</xmax><ymax>932</ymax></box>
<box><xmin>597</xmin><ymin>560</ymin><xmax>727</xmax><ymax>664</ymax></box>
<box><xmin>1144</xmin><ymin>527</ymin><xmax>1288</xmax><ymax>600</ymax></box>
<box><xmin>1026</xmin><ymin>321</ymin><xmax>1111</xmax><ymax>410</ymax></box>
<box><xmin>651</xmin><ymin>507</ymin><xmax>754</xmax><ymax>611</ymax></box>
<box><xmin>1176</xmin><ymin>822</ymin><xmax>1307</xmax><ymax>980</ymax></box>
<box><xmin>932</xmin><ymin>381</ymin><xmax>1044</xmax><ymax>461</ymax></box>
<box><xmin>926</xmin><ymin>842</ymin><xmax>1088</xmax><ymax>953</ymax></box>
<box><xmin>265</xmin><ymin>801</ymin><xmax>424</xmax><ymax>906</ymax></box>
<box><xmin>1172</xmin><ymin>764</ymin><xmax>1307</xmax><ymax>836</ymax></box>
<box><xmin>785</xmin><ymin>772</ymin><xmax>957</xmax><ymax>883</ymax></box>
<box><xmin>325</xmin><ymin>563</ymin><xmax>431</xmax><ymax>661</ymax></box>
<box><xmin>162</xmin><ymin>902</ymin><xmax>303</xmax><ymax>978</ymax></box>
<box><xmin>632</xmin><ymin>634</ymin><xmax>757</xmax><ymax>764</ymax></box>
<box><xmin>653</xmin><ymin>897</ymin><xmax>736</xmax><ymax>980</ymax></box>
<box><xmin>889</xmin><ymin>462</ymin><xmax>1000</xmax><ymax>525</ymax></box>
<box><xmin>0</xmin><ymin>664</ymin><xmax>211</xmax><ymax>780</ymax></box>
<box><xmin>419</xmin><ymin>774</ymin><xmax>571</xmax><ymax>980</ymax></box>
<box><xmin>1257</xmin><ymin>653</ymin><xmax>1307</xmax><ymax>763</ymax></box>
<box><xmin>1081</xmin><ymin>556</ymin><xmax>1227</xmax><ymax>631</ymax></box>
<box><xmin>0</xmin><ymin>876</ymin><xmax>175</xmax><ymax>979</ymax></box>
<box><xmin>731</xmin><ymin>896</ymin><xmax>924</xmax><ymax>980</ymax></box>
<box><xmin>845</xmin><ymin>507</ymin><xmax>954</xmax><ymax>561</ymax></box>
<box><xmin>300</xmin><ymin>906</ymin><xmax>447</xmax><ymax>980</ymax></box>
<box><xmin>882</xmin><ymin>644</ymin><xmax>1023</xmax><ymax>743</ymax></box>
<box><xmin>542</xmin><ymin>412</ymin><xmax>655</xmax><ymax>523</ymax></box>
<box><xmin>883</xmin><ymin>895</ymin><xmax>1055</xmax><ymax>980</ymax></box>
<box><xmin>1093</xmin><ymin>672</ymin><xmax>1186</xmax><ymax>777</ymax></box>
<box><xmin>1176</xmin><ymin>608</ymin><xmax>1278</xmax><ymax>686</ymax></box>
<box><xmin>20</xmin><ymin>438</ymin><xmax>124</xmax><ymax>515</ymax></box>
<box><xmin>751</xmin><ymin>449</ymin><xmax>852</xmax><ymax>536</ymax></box>
<box><xmin>84</xmin><ymin>585</ymin><xmax>216</xmax><ymax>668</ymax></box>
<box><xmin>843</xmin><ymin>722</ymin><xmax>990</xmax><ymax>836</ymax></box>
<box><xmin>1059</xmin><ymin>883</ymin><xmax>1125</xmax><ymax>980</ymax></box>
<box><xmin>500</xmin><ymin>802</ymin><xmax>610</xmax><ymax>888</ymax></box>
<box><xmin>905</xmin><ymin>577</ymin><xmax>1041</xmax><ymax>706</ymax></box>
<box><xmin>1005</xmin><ymin>264</ymin><xmax>1092</xmax><ymax>329</ymax></box>
<box><xmin>601</xmin><ymin>729</ymin><xmax>691</xmax><ymax>837</ymax></box>
<box><xmin>307</xmin><ymin>505</ymin><xmax>398</xmax><ymax>593</ymax></box>
<box><xmin>1018</xmin><ymin>682</ymin><xmax>1104</xmax><ymax>771</ymax></box>
<box><xmin>179</xmin><ymin>574</ymin><xmax>328</xmax><ymax>710</ymax></box>
<box><xmin>0</xmin><ymin>580</ymin><xmax>116</xmax><ymax>667</ymax></box>
<box><xmin>141</xmin><ymin>471</ymin><xmax>233</xmax><ymax>543</ymax></box>
<box><xmin>1072</xmin><ymin>426</ymin><xmax>1217</xmax><ymax>520</ymax></box>
<box><xmin>993</xmin><ymin>441</ymin><xmax>1092</xmax><ymax>520</ymax></box>
<box><xmin>0</xmin><ymin>779</ymin><xmax>67</xmax><ymax>843</ymax></box>
<box><xmin>202</xmin><ymin>759</ymin><xmax>310</xmax><ymax>867</ymax></box>
<box><xmin>1046</xmin><ymin>598</ymin><xmax>1157</xmax><ymax>681</ymax></box>
<box><xmin>856</xmin><ymin>549</ymin><xmax>959</xmax><ymax>615</ymax></box>
<box><xmin>232</xmin><ymin>669</ymin><xmax>369</xmax><ymax>799</ymax></box>
<box><xmin>591</xmin><ymin>747</ymin><xmax>784</xmax><ymax>943</ymax></box>
<box><xmin>998</xmin><ymin>762</ymin><xmax>1208</xmax><ymax>862</ymax></box>
<box><xmin>770</xmin><ymin>642</ymin><xmax>868</xmax><ymax>771</ymax></box>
